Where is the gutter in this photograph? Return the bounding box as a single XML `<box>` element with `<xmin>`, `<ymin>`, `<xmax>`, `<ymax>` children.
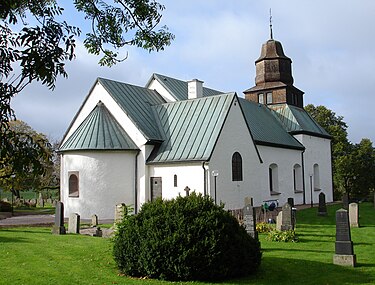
<box><xmin>202</xmin><ymin>162</ymin><xmax>207</xmax><ymax>196</ymax></box>
<box><xmin>301</xmin><ymin>149</ymin><xmax>306</xmax><ymax>205</ymax></box>
<box><xmin>134</xmin><ymin>150</ymin><xmax>140</xmax><ymax>214</ymax></box>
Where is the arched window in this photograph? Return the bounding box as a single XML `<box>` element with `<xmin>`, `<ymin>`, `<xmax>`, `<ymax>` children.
<box><xmin>269</xmin><ymin>163</ymin><xmax>279</xmax><ymax>194</ymax></box>
<box><xmin>232</xmin><ymin>152</ymin><xmax>243</xmax><ymax>181</ymax></box>
<box><xmin>68</xmin><ymin>172</ymin><xmax>79</xmax><ymax>197</ymax></box>
<box><xmin>174</xmin><ymin>174</ymin><xmax>178</xmax><ymax>187</ymax></box>
<box><xmin>293</xmin><ymin>164</ymin><xmax>303</xmax><ymax>192</ymax></box>
<box><xmin>313</xmin><ymin>164</ymin><xmax>320</xmax><ymax>190</ymax></box>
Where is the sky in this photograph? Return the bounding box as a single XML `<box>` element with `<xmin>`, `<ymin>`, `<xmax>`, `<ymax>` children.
<box><xmin>10</xmin><ymin>0</ymin><xmax>375</xmax><ymax>144</ymax></box>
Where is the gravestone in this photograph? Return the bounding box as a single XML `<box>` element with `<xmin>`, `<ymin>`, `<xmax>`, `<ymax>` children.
<box><xmin>52</xmin><ymin>202</ymin><xmax>66</xmax><ymax>235</ymax></box>
<box><xmin>333</xmin><ymin>209</ymin><xmax>356</xmax><ymax>267</ymax></box>
<box><xmin>276</xmin><ymin>211</ymin><xmax>283</xmax><ymax>231</ymax></box>
<box><xmin>68</xmin><ymin>213</ymin><xmax>80</xmax><ymax>234</ymax></box>
<box><xmin>91</xmin><ymin>214</ymin><xmax>98</xmax><ymax>227</ymax></box>
<box><xmin>52</xmin><ymin>200</ymin><xmax>58</xmax><ymax>207</ymax></box>
<box><xmin>243</xmin><ymin>204</ymin><xmax>257</xmax><ymax>239</ymax></box>
<box><xmin>287</xmin><ymin>197</ymin><xmax>294</xmax><ymax>207</ymax></box>
<box><xmin>93</xmin><ymin>227</ymin><xmax>102</xmax><ymax>237</ymax></box>
<box><xmin>244</xmin><ymin>196</ymin><xmax>253</xmax><ymax>206</ymax></box>
<box><xmin>46</xmin><ymin>198</ymin><xmax>52</xmax><ymax>204</ymax></box>
<box><xmin>318</xmin><ymin>192</ymin><xmax>328</xmax><ymax>216</ymax></box>
<box><xmin>342</xmin><ymin>193</ymin><xmax>349</xmax><ymax>210</ymax></box>
<box><xmin>38</xmin><ymin>192</ymin><xmax>44</xmax><ymax>207</ymax></box>
<box><xmin>115</xmin><ymin>203</ymin><xmax>127</xmax><ymax>224</ymax></box>
<box><xmin>281</xmin><ymin>203</ymin><xmax>293</xmax><ymax>231</ymax></box>
<box><xmin>349</xmin><ymin>203</ymin><xmax>359</xmax><ymax>228</ymax></box>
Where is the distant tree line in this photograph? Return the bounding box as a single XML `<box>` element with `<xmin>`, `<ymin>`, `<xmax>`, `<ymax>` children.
<box><xmin>306</xmin><ymin>104</ymin><xmax>375</xmax><ymax>200</ymax></box>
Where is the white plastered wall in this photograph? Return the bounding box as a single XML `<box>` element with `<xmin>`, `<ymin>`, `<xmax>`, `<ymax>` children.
<box><xmin>294</xmin><ymin>134</ymin><xmax>333</xmax><ymax>204</ymax></box>
<box><xmin>61</xmin><ymin>150</ymin><xmax>137</xmax><ymax>219</ymax></box>
<box><xmin>209</xmin><ymin>98</ymin><xmax>262</xmax><ymax>210</ymax></box>
<box><xmin>256</xmin><ymin>145</ymin><xmax>305</xmax><ymax>206</ymax></box>
<box><xmin>148</xmin><ymin>162</ymin><xmax>205</xmax><ymax>200</ymax></box>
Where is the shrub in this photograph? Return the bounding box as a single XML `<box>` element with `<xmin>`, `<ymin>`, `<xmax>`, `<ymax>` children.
<box><xmin>0</xmin><ymin>201</ymin><xmax>12</xmax><ymax>212</ymax></box>
<box><xmin>113</xmin><ymin>193</ymin><xmax>262</xmax><ymax>281</ymax></box>
<box><xmin>266</xmin><ymin>229</ymin><xmax>299</xmax><ymax>242</ymax></box>
<box><xmin>256</xmin><ymin>222</ymin><xmax>274</xmax><ymax>233</ymax></box>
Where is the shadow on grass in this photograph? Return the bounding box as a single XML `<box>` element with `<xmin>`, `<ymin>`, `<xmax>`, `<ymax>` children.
<box><xmin>0</xmin><ymin>236</ymin><xmax>29</xmax><ymax>243</ymax></box>
<box><xmin>0</xmin><ymin>228</ymin><xmax>51</xmax><ymax>234</ymax></box>
<box><xmin>226</xmin><ymin>257</ymin><xmax>373</xmax><ymax>285</ymax></box>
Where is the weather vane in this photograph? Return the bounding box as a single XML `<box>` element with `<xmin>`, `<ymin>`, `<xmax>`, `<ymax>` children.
<box><xmin>269</xmin><ymin>8</ymin><xmax>273</xmax><ymax>40</ymax></box>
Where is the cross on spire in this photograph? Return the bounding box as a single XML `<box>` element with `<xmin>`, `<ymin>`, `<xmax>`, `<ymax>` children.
<box><xmin>269</xmin><ymin>8</ymin><xmax>273</xmax><ymax>40</ymax></box>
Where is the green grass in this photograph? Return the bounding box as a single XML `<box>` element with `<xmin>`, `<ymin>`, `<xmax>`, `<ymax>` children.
<box><xmin>0</xmin><ymin>203</ymin><xmax>374</xmax><ymax>285</ymax></box>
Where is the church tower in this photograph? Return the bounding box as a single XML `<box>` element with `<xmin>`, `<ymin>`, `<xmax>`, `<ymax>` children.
<box><xmin>244</xmin><ymin>37</ymin><xmax>304</xmax><ymax>108</ymax></box>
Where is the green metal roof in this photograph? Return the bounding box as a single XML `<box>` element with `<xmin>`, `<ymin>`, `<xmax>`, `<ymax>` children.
<box><xmin>147</xmin><ymin>93</ymin><xmax>236</xmax><ymax>163</ymax></box>
<box><xmin>269</xmin><ymin>104</ymin><xmax>331</xmax><ymax>138</ymax></box>
<box><xmin>148</xmin><ymin>73</ymin><xmax>224</xmax><ymax>101</ymax></box>
<box><xmin>98</xmin><ymin>77</ymin><xmax>165</xmax><ymax>141</ymax></box>
<box><xmin>239</xmin><ymin>99</ymin><xmax>304</xmax><ymax>150</ymax></box>
<box><xmin>60</xmin><ymin>102</ymin><xmax>139</xmax><ymax>151</ymax></box>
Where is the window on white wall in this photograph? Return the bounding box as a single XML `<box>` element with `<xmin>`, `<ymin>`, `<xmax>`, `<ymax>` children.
<box><xmin>313</xmin><ymin>164</ymin><xmax>320</xmax><ymax>190</ymax></box>
<box><xmin>269</xmin><ymin>164</ymin><xmax>279</xmax><ymax>194</ymax></box>
<box><xmin>174</xmin><ymin>174</ymin><xmax>178</xmax><ymax>187</ymax></box>
<box><xmin>293</xmin><ymin>164</ymin><xmax>303</xmax><ymax>192</ymax></box>
<box><xmin>232</xmin><ymin>152</ymin><xmax>243</xmax><ymax>181</ymax></box>
<box><xmin>68</xmin><ymin>171</ymin><xmax>79</xmax><ymax>197</ymax></box>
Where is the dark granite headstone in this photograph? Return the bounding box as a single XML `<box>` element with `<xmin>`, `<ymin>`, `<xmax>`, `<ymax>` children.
<box><xmin>318</xmin><ymin>192</ymin><xmax>328</xmax><ymax>216</ymax></box>
<box><xmin>334</xmin><ymin>208</ymin><xmax>356</xmax><ymax>266</ymax></box>
<box><xmin>93</xmin><ymin>227</ymin><xmax>102</xmax><ymax>237</ymax></box>
<box><xmin>243</xmin><ymin>204</ymin><xmax>257</xmax><ymax>239</ymax></box>
<box><xmin>281</xmin><ymin>203</ymin><xmax>293</xmax><ymax>231</ymax></box>
<box><xmin>52</xmin><ymin>202</ymin><xmax>66</xmax><ymax>235</ymax></box>
<box><xmin>287</xmin><ymin>197</ymin><xmax>294</xmax><ymax>207</ymax></box>
<box><xmin>342</xmin><ymin>193</ymin><xmax>349</xmax><ymax>210</ymax></box>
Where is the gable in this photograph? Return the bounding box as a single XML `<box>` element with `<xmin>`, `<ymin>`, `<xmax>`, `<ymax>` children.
<box><xmin>146</xmin><ymin>73</ymin><xmax>224</xmax><ymax>101</ymax></box>
<box><xmin>147</xmin><ymin>93</ymin><xmax>236</xmax><ymax>163</ymax></box>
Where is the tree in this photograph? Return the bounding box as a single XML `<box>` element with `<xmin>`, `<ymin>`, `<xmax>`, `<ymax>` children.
<box><xmin>0</xmin><ymin>120</ymin><xmax>53</xmax><ymax>198</ymax></box>
<box><xmin>305</xmin><ymin>104</ymin><xmax>375</xmax><ymax>199</ymax></box>
<box><xmin>1</xmin><ymin>0</ymin><xmax>174</xmax><ymax>183</ymax></box>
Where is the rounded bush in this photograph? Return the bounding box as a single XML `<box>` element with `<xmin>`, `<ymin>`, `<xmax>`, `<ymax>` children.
<box><xmin>113</xmin><ymin>193</ymin><xmax>262</xmax><ymax>281</ymax></box>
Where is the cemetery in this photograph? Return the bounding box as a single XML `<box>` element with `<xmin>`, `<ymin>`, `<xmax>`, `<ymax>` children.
<box><xmin>0</xmin><ymin>199</ymin><xmax>374</xmax><ymax>284</ymax></box>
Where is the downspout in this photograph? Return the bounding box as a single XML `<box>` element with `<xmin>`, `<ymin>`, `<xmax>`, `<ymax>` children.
<box><xmin>134</xmin><ymin>150</ymin><xmax>140</xmax><ymax>214</ymax></box>
<box><xmin>202</xmin><ymin>162</ymin><xmax>207</xmax><ymax>196</ymax></box>
<box><xmin>301</xmin><ymin>149</ymin><xmax>306</xmax><ymax>205</ymax></box>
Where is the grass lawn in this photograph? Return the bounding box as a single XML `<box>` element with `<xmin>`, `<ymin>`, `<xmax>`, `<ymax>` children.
<box><xmin>0</xmin><ymin>203</ymin><xmax>374</xmax><ymax>285</ymax></box>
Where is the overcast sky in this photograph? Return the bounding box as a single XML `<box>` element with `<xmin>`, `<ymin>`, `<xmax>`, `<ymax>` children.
<box><xmin>11</xmin><ymin>0</ymin><xmax>375</xmax><ymax>144</ymax></box>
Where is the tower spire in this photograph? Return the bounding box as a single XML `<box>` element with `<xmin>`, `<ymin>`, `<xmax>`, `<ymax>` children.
<box><xmin>269</xmin><ymin>8</ymin><xmax>273</xmax><ymax>40</ymax></box>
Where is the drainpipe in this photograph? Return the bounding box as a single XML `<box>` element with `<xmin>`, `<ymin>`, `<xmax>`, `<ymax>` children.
<box><xmin>301</xmin><ymin>149</ymin><xmax>306</xmax><ymax>205</ymax></box>
<box><xmin>134</xmin><ymin>151</ymin><xmax>140</xmax><ymax>214</ymax></box>
<box><xmin>202</xmin><ymin>162</ymin><xmax>207</xmax><ymax>196</ymax></box>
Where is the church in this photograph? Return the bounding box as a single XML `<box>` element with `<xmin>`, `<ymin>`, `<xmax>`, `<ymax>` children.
<box><xmin>59</xmin><ymin>37</ymin><xmax>333</xmax><ymax>219</ymax></box>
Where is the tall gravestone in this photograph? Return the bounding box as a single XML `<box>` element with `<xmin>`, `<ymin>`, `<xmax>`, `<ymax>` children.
<box><xmin>115</xmin><ymin>203</ymin><xmax>127</xmax><ymax>224</ymax></box>
<box><xmin>287</xmin><ymin>197</ymin><xmax>294</xmax><ymax>207</ymax></box>
<box><xmin>52</xmin><ymin>202</ymin><xmax>66</xmax><ymax>235</ymax></box>
<box><xmin>68</xmin><ymin>213</ymin><xmax>80</xmax><ymax>234</ymax></box>
<box><xmin>38</xmin><ymin>192</ymin><xmax>44</xmax><ymax>208</ymax></box>
<box><xmin>342</xmin><ymin>193</ymin><xmax>349</xmax><ymax>210</ymax></box>
<box><xmin>318</xmin><ymin>192</ymin><xmax>328</xmax><ymax>216</ymax></box>
<box><xmin>349</xmin><ymin>203</ymin><xmax>359</xmax><ymax>228</ymax></box>
<box><xmin>91</xmin><ymin>214</ymin><xmax>98</xmax><ymax>227</ymax></box>
<box><xmin>276</xmin><ymin>211</ymin><xmax>283</xmax><ymax>231</ymax></box>
<box><xmin>333</xmin><ymin>209</ymin><xmax>356</xmax><ymax>267</ymax></box>
<box><xmin>244</xmin><ymin>196</ymin><xmax>253</xmax><ymax>207</ymax></box>
<box><xmin>243</xmin><ymin>204</ymin><xmax>257</xmax><ymax>239</ymax></box>
<box><xmin>281</xmin><ymin>203</ymin><xmax>293</xmax><ymax>231</ymax></box>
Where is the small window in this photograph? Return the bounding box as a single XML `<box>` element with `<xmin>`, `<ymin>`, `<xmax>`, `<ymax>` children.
<box><xmin>293</xmin><ymin>164</ymin><xmax>303</xmax><ymax>192</ymax></box>
<box><xmin>68</xmin><ymin>172</ymin><xmax>79</xmax><ymax>197</ymax></box>
<box><xmin>269</xmin><ymin>163</ymin><xmax>279</xmax><ymax>194</ymax></box>
<box><xmin>313</xmin><ymin>164</ymin><xmax>320</xmax><ymax>190</ymax></box>
<box><xmin>266</xmin><ymin>92</ymin><xmax>273</xmax><ymax>104</ymax></box>
<box><xmin>174</xmin><ymin>174</ymin><xmax>178</xmax><ymax>187</ymax></box>
<box><xmin>258</xmin><ymin>93</ymin><xmax>264</xmax><ymax>104</ymax></box>
<box><xmin>232</xmin><ymin>152</ymin><xmax>243</xmax><ymax>181</ymax></box>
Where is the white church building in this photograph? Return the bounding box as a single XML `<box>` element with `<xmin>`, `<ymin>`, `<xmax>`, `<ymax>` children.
<box><xmin>59</xmin><ymin>38</ymin><xmax>333</xmax><ymax>219</ymax></box>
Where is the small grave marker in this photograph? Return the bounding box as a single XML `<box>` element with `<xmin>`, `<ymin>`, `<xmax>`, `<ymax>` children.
<box><xmin>115</xmin><ymin>203</ymin><xmax>127</xmax><ymax>224</ymax></box>
<box><xmin>281</xmin><ymin>202</ymin><xmax>293</xmax><ymax>231</ymax></box>
<box><xmin>184</xmin><ymin>186</ymin><xmax>190</xmax><ymax>197</ymax></box>
<box><xmin>318</xmin><ymin>192</ymin><xmax>328</xmax><ymax>216</ymax></box>
<box><xmin>276</xmin><ymin>211</ymin><xmax>282</xmax><ymax>231</ymax></box>
<box><xmin>68</xmin><ymin>213</ymin><xmax>80</xmax><ymax>234</ymax></box>
<box><xmin>349</xmin><ymin>203</ymin><xmax>359</xmax><ymax>228</ymax></box>
<box><xmin>243</xmin><ymin>204</ymin><xmax>257</xmax><ymax>239</ymax></box>
<box><xmin>91</xmin><ymin>214</ymin><xmax>98</xmax><ymax>227</ymax></box>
